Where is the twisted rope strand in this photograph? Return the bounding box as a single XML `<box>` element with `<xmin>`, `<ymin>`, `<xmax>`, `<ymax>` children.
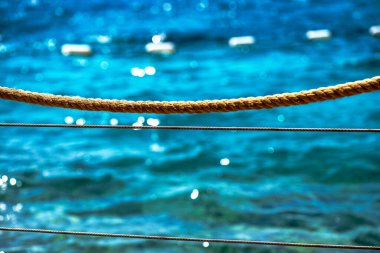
<box><xmin>0</xmin><ymin>123</ymin><xmax>379</xmax><ymax>132</ymax></box>
<box><xmin>0</xmin><ymin>76</ymin><xmax>379</xmax><ymax>114</ymax></box>
<box><xmin>1</xmin><ymin>227</ymin><xmax>379</xmax><ymax>250</ymax></box>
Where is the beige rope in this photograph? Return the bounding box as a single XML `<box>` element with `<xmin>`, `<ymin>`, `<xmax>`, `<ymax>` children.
<box><xmin>0</xmin><ymin>76</ymin><xmax>379</xmax><ymax>114</ymax></box>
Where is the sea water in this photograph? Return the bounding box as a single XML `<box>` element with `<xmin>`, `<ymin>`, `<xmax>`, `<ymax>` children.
<box><xmin>0</xmin><ymin>0</ymin><xmax>379</xmax><ymax>252</ymax></box>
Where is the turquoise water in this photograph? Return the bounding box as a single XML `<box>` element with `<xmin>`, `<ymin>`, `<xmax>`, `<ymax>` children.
<box><xmin>0</xmin><ymin>0</ymin><xmax>380</xmax><ymax>252</ymax></box>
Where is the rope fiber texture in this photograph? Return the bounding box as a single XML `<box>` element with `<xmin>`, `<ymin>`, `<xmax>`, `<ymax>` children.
<box><xmin>0</xmin><ymin>76</ymin><xmax>379</xmax><ymax>114</ymax></box>
<box><xmin>1</xmin><ymin>227</ymin><xmax>379</xmax><ymax>250</ymax></box>
<box><xmin>0</xmin><ymin>123</ymin><xmax>379</xmax><ymax>132</ymax></box>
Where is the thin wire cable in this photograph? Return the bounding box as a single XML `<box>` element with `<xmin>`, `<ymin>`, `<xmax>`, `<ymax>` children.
<box><xmin>0</xmin><ymin>123</ymin><xmax>379</xmax><ymax>132</ymax></box>
<box><xmin>1</xmin><ymin>227</ymin><xmax>379</xmax><ymax>250</ymax></box>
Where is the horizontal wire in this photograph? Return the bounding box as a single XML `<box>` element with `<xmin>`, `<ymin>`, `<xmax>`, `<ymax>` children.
<box><xmin>1</xmin><ymin>227</ymin><xmax>379</xmax><ymax>250</ymax></box>
<box><xmin>0</xmin><ymin>123</ymin><xmax>379</xmax><ymax>132</ymax></box>
<box><xmin>1</xmin><ymin>124</ymin><xmax>379</xmax><ymax>250</ymax></box>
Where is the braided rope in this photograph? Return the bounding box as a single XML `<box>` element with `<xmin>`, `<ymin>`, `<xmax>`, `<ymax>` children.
<box><xmin>1</xmin><ymin>227</ymin><xmax>379</xmax><ymax>250</ymax></box>
<box><xmin>0</xmin><ymin>76</ymin><xmax>379</xmax><ymax>114</ymax></box>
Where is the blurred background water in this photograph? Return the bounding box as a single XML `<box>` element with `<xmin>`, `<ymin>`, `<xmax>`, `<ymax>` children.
<box><xmin>0</xmin><ymin>0</ymin><xmax>380</xmax><ymax>252</ymax></box>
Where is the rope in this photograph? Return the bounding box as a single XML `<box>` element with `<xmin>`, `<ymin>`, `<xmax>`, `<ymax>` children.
<box><xmin>1</xmin><ymin>227</ymin><xmax>379</xmax><ymax>250</ymax></box>
<box><xmin>0</xmin><ymin>123</ymin><xmax>379</xmax><ymax>132</ymax></box>
<box><xmin>0</xmin><ymin>76</ymin><xmax>379</xmax><ymax>114</ymax></box>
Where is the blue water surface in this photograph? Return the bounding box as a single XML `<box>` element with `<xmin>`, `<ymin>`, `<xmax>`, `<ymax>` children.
<box><xmin>0</xmin><ymin>0</ymin><xmax>380</xmax><ymax>252</ymax></box>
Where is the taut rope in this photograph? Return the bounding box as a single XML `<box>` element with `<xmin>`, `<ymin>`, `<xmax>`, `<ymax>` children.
<box><xmin>1</xmin><ymin>227</ymin><xmax>379</xmax><ymax>250</ymax></box>
<box><xmin>0</xmin><ymin>123</ymin><xmax>379</xmax><ymax>132</ymax></box>
<box><xmin>0</xmin><ymin>76</ymin><xmax>379</xmax><ymax>114</ymax></box>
